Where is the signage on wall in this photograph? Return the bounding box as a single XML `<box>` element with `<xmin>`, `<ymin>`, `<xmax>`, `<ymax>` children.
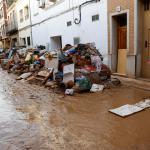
<box><xmin>116</xmin><ymin>6</ymin><xmax>121</xmax><ymax>12</ymax></box>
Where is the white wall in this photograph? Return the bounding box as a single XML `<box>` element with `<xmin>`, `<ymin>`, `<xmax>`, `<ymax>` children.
<box><xmin>7</xmin><ymin>2</ymin><xmax>18</xmax><ymax>31</ymax></box>
<box><xmin>16</xmin><ymin>0</ymin><xmax>32</xmax><ymax>47</ymax></box>
<box><xmin>19</xmin><ymin>28</ymin><xmax>31</xmax><ymax>46</ymax></box>
<box><xmin>30</xmin><ymin>0</ymin><xmax>108</xmax><ymax>64</ymax></box>
<box><xmin>16</xmin><ymin>0</ymin><xmax>30</xmax><ymax>30</ymax></box>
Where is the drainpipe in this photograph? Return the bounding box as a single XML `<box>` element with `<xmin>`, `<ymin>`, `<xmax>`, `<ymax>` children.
<box><xmin>29</xmin><ymin>0</ymin><xmax>33</xmax><ymax>47</ymax></box>
<box><xmin>134</xmin><ymin>0</ymin><xmax>138</xmax><ymax>55</ymax></box>
<box><xmin>134</xmin><ymin>0</ymin><xmax>138</xmax><ymax>77</ymax></box>
<box><xmin>74</xmin><ymin>0</ymin><xmax>100</xmax><ymax>24</ymax></box>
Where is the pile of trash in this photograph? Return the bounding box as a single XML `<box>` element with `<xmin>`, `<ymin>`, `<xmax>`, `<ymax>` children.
<box><xmin>0</xmin><ymin>44</ymin><xmax>120</xmax><ymax>95</ymax></box>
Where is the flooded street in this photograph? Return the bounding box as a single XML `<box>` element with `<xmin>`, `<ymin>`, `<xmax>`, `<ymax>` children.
<box><xmin>0</xmin><ymin>69</ymin><xmax>150</xmax><ymax>150</ymax></box>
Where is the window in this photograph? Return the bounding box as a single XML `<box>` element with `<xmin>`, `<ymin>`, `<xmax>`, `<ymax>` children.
<box><xmin>144</xmin><ymin>0</ymin><xmax>150</xmax><ymax>11</ymax></box>
<box><xmin>27</xmin><ymin>37</ymin><xmax>31</xmax><ymax>46</ymax></box>
<box><xmin>24</xmin><ymin>6</ymin><xmax>29</xmax><ymax>20</ymax></box>
<box><xmin>19</xmin><ymin>9</ymin><xmax>23</xmax><ymax>22</ymax></box>
<box><xmin>10</xmin><ymin>13</ymin><xmax>12</xmax><ymax>25</ymax></box>
<box><xmin>67</xmin><ymin>21</ymin><xmax>72</xmax><ymax>27</ymax></box>
<box><xmin>0</xmin><ymin>8</ymin><xmax>3</xmax><ymax>19</ymax></box>
<box><xmin>1</xmin><ymin>8</ymin><xmax>3</xmax><ymax>18</ymax></box>
<box><xmin>39</xmin><ymin>0</ymin><xmax>62</xmax><ymax>8</ymax></box>
<box><xmin>92</xmin><ymin>14</ymin><xmax>99</xmax><ymax>22</ymax></box>
<box><xmin>45</xmin><ymin>0</ymin><xmax>61</xmax><ymax>6</ymax></box>
<box><xmin>74</xmin><ymin>37</ymin><xmax>80</xmax><ymax>45</ymax></box>
<box><xmin>22</xmin><ymin>38</ymin><xmax>26</xmax><ymax>46</ymax></box>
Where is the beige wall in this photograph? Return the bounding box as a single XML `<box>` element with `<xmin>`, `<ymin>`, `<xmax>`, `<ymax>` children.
<box><xmin>108</xmin><ymin>0</ymin><xmax>135</xmax><ymax>55</ymax></box>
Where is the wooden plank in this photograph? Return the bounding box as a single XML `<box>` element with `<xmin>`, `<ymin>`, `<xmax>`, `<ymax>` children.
<box><xmin>118</xmin><ymin>26</ymin><xmax>127</xmax><ymax>49</ymax></box>
<box><xmin>117</xmin><ymin>49</ymin><xmax>127</xmax><ymax>75</ymax></box>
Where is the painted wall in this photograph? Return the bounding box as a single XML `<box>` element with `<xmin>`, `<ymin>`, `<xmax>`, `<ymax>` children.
<box><xmin>16</xmin><ymin>0</ymin><xmax>30</xmax><ymax>30</ymax></box>
<box><xmin>0</xmin><ymin>0</ymin><xmax>7</xmax><ymax>40</ymax></box>
<box><xmin>18</xmin><ymin>28</ymin><xmax>31</xmax><ymax>46</ymax></box>
<box><xmin>16</xmin><ymin>0</ymin><xmax>32</xmax><ymax>47</ymax></box>
<box><xmin>108</xmin><ymin>0</ymin><xmax>135</xmax><ymax>55</ymax></box>
<box><xmin>108</xmin><ymin>0</ymin><xmax>137</xmax><ymax>78</ymax></box>
<box><xmin>30</xmin><ymin>0</ymin><xmax>109</xmax><ymax>64</ymax></box>
<box><xmin>7</xmin><ymin>3</ymin><xmax>18</xmax><ymax>30</ymax></box>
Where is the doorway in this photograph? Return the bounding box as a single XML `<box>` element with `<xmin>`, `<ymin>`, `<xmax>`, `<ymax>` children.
<box><xmin>11</xmin><ymin>38</ymin><xmax>17</xmax><ymax>47</ymax></box>
<box><xmin>50</xmin><ymin>36</ymin><xmax>62</xmax><ymax>50</ymax></box>
<box><xmin>111</xmin><ymin>13</ymin><xmax>128</xmax><ymax>75</ymax></box>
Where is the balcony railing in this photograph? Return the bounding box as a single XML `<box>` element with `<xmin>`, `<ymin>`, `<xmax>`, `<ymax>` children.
<box><xmin>6</xmin><ymin>21</ymin><xmax>18</xmax><ymax>35</ymax></box>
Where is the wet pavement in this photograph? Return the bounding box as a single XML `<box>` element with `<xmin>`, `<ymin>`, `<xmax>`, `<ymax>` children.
<box><xmin>0</xmin><ymin>69</ymin><xmax>150</xmax><ymax>150</ymax></box>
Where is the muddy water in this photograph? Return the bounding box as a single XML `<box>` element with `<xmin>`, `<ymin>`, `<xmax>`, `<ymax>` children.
<box><xmin>0</xmin><ymin>69</ymin><xmax>150</xmax><ymax>150</ymax></box>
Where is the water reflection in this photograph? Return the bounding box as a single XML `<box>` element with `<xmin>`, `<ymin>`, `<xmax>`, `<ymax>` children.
<box><xmin>0</xmin><ymin>88</ymin><xmax>15</xmax><ymax>122</ymax></box>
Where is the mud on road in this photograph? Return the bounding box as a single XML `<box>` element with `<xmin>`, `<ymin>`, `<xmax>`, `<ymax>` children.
<box><xmin>0</xmin><ymin>70</ymin><xmax>150</xmax><ymax>150</ymax></box>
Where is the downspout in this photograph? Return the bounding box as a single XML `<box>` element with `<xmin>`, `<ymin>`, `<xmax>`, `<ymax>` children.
<box><xmin>134</xmin><ymin>0</ymin><xmax>138</xmax><ymax>77</ymax></box>
<box><xmin>134</xmin><ymin>0</ymin><xmax>138</xmax><ymax>55</ymax></box>
<box><xmin>74</xmin><ymin>0</ymin><xmax>100</xmax><ymax>24</ymax></box>
<box><xmin>29</xmin><ymin>0</ymin><xmax>33</xmax><ymax>47</ymax></box>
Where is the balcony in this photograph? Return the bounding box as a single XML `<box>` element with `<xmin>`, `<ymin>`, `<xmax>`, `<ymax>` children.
<box><xmin>6</xmin><ymin>21</ymin><xmax>18</xmax><ymax>36</ymax></box>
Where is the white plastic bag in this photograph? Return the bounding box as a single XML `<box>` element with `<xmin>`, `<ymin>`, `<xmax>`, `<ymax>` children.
<box><xmin>65</xmin><ymin>89</ymin><xmax>74</xmax><ymax>95</ymax></box>
<box><xmin>90</xmin><ymin>84</ymin><xmax>104</xmax><ymax>93</ymax></box>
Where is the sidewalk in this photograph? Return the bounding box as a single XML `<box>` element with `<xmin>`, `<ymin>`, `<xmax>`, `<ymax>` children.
<box><xmin>112</xmin><ymin>75</ymin><xmax>150</xmax><ymax>91</ymax></box>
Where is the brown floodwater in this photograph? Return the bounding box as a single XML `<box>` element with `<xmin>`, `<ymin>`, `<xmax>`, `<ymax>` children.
<box><xmin>0</xmin><ymin>69</ymin><xmax>150</xmax><ymax>150</ymax></box>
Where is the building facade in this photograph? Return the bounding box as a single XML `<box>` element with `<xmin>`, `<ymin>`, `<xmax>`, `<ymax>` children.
<box><xmin>108</xmin><ymin>0</ymin><xmax>150</xmax><ymax>79</ymax></box>
<box><xmin>30</xmin><ymin>0</ymin><xmax>109</xmax><ymax>64</ymax></box>
<box><xmin>16</xmin><ymin>0</ymin><xmax>32</xmax><ymax>47</ymax></box>
<box><xmin>7</xmin><ymin>1</ymin><xmax>18</xmax><ymax>47</ymax></box>
<box><xmin>0</xmin><ymin>0</ymin><xmax>8</xmax><ymax>48</ymax></box>
<box><xmin>0</xmin><ymin>0</ymin><xmax>149</xmax><ymax>79</ymax></box>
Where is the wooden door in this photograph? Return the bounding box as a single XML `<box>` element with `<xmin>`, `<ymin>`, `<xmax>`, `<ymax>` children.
<box><xmin>118</xmin><ymin>27</ymin><xmax>127</xmax><ymax>49</ymax></box>
<box><xmin>117</xmin><ymin>27</ymin><xmax>127</xmax><ymax>75</ymax></box>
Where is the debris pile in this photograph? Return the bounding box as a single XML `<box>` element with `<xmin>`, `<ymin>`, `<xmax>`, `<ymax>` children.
<box><xmin>0</xmin><ymin>44</ymin><xmax>120</xmax><ymax>95</ymax></box>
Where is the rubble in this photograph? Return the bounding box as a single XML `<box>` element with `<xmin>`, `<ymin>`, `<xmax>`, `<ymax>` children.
<box><xmin>0</xmin><ymin>43</ymin><xmax>120</xmax><ymax>95</ymax></box>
